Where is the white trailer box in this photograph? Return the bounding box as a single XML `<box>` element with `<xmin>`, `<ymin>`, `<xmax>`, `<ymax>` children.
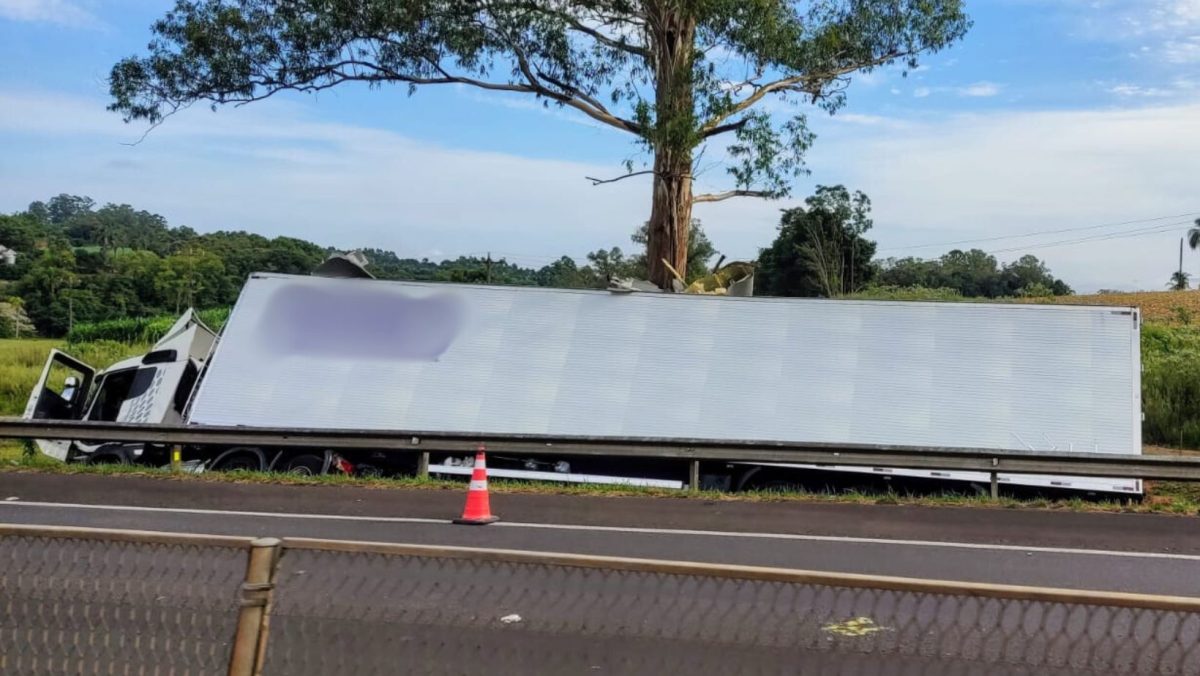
<box><xmin>188</xmin><ymin>273</ymin><xmax>1143</xmax><ymax>493</ymax></box>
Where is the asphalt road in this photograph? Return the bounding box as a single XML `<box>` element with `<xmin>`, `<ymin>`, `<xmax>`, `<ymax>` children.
<box><xmin>3</xmin><ymin>474</ymin><xmax>1200</xmax><ymax>675</ymax></box>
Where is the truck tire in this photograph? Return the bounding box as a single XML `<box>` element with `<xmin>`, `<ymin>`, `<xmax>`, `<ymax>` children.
<box><xmin>87</xmin><ymin>446</ymin><xmax>132</xmax><ymax>465</ymax></box>
<box><xmin>209</xmin><ymin>446</ymin><xmax>267</xmax><ymax>472</ymax></box>
<box><xmin>282</xmin><ymin>453</ymin><xmax>327</xmax><ymax>476</ymax></box>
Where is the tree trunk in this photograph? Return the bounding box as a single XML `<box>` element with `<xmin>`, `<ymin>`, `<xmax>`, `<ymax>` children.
<box><xmin>645</xmin><ymin>6</ymin><xmax>695</xmax><ymax>290</ymax></box>
<box><xmin>647</xmin><ymin>151</ymin><xmax>693</xmax><ymax>288</ymax></box>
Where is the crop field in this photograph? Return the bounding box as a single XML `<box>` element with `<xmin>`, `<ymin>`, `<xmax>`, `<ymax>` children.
<box><xmin>1021</xmin><ymin>289</ymin><xmax>1200</xmax><ymax>325</ymax></box>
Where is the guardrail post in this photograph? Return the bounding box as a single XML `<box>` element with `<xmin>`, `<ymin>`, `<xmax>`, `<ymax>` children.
<box><xmin>689</xmin><ymin>460</ymin><xmax>700</xmax><ymax>492</ymax></box>
<box><xmin>417</xmin><ymin>451</ymin><xmax>430</xmax><ymax>479</ymax></box>
<box><xmin>989</xmin><ymin>472</ymin><xmax>999</xmax><ymax>500</ymax></box>
<box><xmin>228</xmin><ymin>537</ymin><xmax>282</xmax><ymax>676</ymax></box>
<box><xmin>171</xmin><ymin>445</ymin><xmax>182</xmax><ymax>473</ymax></box>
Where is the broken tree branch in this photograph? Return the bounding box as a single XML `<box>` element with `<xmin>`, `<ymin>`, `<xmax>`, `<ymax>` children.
<box><xmin>693</xmin><ymin>190</ymin><xmax>774</xmax><ymax>203</ymax></box>
<box><xmin>586</xmin><ymin>170</ymin><xmax>657</xmax><ymax>185</ymax></box>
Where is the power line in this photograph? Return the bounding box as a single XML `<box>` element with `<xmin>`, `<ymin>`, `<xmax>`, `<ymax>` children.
<box><xmin>985</xmin><ymin>220</ymin><xmax>1194</xmax><ymax>254</ymax></box>
<box><xmin>879</xmin><ymin>211</ymin><xmax>1200</xmax><ymax>253</ymax></box>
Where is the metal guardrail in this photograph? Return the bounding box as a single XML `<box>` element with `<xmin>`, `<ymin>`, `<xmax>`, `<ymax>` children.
<box><xmin>2</xmin><ymin>524</ymin><xmax>1199</xmax><ymax>675</ymax></box>
<box><xmin>2</xmin><ymin>417</ymin><xmax>1200</xmax><ymax>481</ymax></box>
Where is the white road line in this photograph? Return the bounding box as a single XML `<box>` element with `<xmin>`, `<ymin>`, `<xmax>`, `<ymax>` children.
<box><xmin>0</xmin><ymin>500</ymin><xmax>448</xmax><ymax>525</ymax></box>
<box><xmin>1</xmin><ymin>499</ymin><xmax>1197</xmax><ymax>562</ymax></box>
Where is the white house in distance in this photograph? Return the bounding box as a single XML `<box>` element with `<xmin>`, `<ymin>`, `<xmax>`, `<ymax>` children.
<box><xmin>0</xmin><ymin>245</ymin><xmax>15</xmax><ymax>266</ymax></box>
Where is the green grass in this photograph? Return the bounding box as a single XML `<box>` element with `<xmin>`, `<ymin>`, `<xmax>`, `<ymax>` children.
<box><xmin>0</xmin><ymin>339</ymin><xmax>152</xmax><ymax>416</ymax></box>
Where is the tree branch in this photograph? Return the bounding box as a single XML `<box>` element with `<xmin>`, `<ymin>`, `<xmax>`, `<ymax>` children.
<box><xmin>483</xmin><ymin>19</ymin><xmax>643</xmax><ymax>135</ymax></box>
<box><xmin>498</xmin><ymin>1</ymin><xmax>649</xmax><ymax>57</ymax></box>
<box><xmin>585</xmin><ymin>170</ymin><xmax>656</xmax><ymax>185</ymax></box>
<box><xmin>698</xmin><ymin>52</ymin><xmax>904</xmax><ymax>134</ymax></box>
<box><xmin>562</xmin><ymin>15</ymin><xmax>649</xmax><ymax>57</ymax></box>
<box><xmin>701</xmin><ymin>118</ymin><xmax>748</xmax><ymax>139</ymax></box>
<box><xmin>693</xmin><ymin>190</ymin><xmax>773</xmax><ymax>203</ymax></box>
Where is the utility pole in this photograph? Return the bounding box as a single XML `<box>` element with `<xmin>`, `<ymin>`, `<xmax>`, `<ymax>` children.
<box><xmin>1180</xmin><ymin>237</ymin><xmax>1185</xmax><ymax>282</ymax></box>
<box><xmin>485</xmin><ymin>252</ymin><xmax>493</xmax><ymax>284</ymax></box>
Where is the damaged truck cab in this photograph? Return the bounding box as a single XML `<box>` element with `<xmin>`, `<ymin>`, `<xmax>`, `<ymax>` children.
<box><xmin>23</xmin><ymin>311</ymin><xmax>214</xmax><ymax>464</ymax></box>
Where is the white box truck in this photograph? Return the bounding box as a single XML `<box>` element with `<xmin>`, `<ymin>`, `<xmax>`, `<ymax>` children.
<box><xmin>24</xmin><ymin>272</ymin><xmax>1143</xmax><ymax>494</ymax></box>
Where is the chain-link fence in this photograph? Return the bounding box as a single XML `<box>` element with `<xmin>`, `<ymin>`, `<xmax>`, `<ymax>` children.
<box><xmin>2</xmin><ymin>526</ymin><xmax>1199</xmax><ymax>675</ymax></box>
<box><xmin>0</xmin><ymin>529</ymin><xmax>247</xmax><ymax>674</ymax></box>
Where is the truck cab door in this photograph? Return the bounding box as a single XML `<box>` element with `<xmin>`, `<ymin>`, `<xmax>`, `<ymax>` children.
<box><xmin>22</xmin><ymin>350</ymin><xmax>96</xmax><ymax>461</ymax></box>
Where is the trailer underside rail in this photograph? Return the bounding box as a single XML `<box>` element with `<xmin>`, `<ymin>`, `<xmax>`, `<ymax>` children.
<box><xmin>2</xmin><ymin>418</ymin><xmax>1198</xmax><ymax>482</ymax></box>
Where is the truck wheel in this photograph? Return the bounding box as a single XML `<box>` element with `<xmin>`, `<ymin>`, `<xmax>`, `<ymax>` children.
<box><xmin>282</xmin><ymin>454</ymin><xmax>327</xmax><ymax>476</ymax></box>
<box><xmin>88</xmin><ymin>448</ymin><xmax>131</xmax><ymax>465</ymax></box>
<box><xmin>210</xmin><ymin>447</ymin><xmax>267</xmax><ymax>472</ymax></box>
<box><xmin>355</xmin><ymin>463</ymin><xmax>384</xmax><ymax>478</ymax></box>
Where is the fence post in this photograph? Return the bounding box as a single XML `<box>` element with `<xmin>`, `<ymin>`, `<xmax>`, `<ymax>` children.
<box><xmin>228</xmin><ymin>537</ymin><xmax>282</xmax><ymax>676</ymax></box>
<box><xmin>689</xmin><ymin>460</ymin><xmax>700</xmax><ymax>492</ymax></box>
<box><xmin>989</xmin><ymin>472</ymin><xmax>999</xmax><ymax>500</ymax></box>
<box><xmin>417</xmin><ymin>451</ymin><xmax>430</xmax><ymax>479</ymax></box>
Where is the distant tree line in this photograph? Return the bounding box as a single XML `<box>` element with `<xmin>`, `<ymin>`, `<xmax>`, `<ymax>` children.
<box><xmin>0</xmin><ymin>189</ymin><xmax>1072</xmax><ymax>338</ymax></box>
<box><xmin>754</xmin><ymin>185</ymin><xmax>1072</xmax><ymax>299</ymax></box>
<box><xmin>0</xmin><ymin>194</ymin><xmax>328</xmax><ymax>336</ymax></box>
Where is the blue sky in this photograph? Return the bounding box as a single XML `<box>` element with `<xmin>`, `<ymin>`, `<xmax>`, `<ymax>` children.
<box><xmin>1</xmin><ymin>0</ymin><xmax>1199</xmax><ymax>291</ymax></box>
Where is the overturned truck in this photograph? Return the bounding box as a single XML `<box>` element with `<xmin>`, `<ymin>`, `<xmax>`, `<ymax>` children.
<box><xmin>26</xmin><ymin>270</ymin><xmax>1144</xmax><ymax>494</ymax></box>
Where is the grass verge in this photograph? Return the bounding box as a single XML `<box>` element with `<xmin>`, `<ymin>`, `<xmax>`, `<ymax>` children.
<box><xmin>2</xmin><ymin>442</ymin><xmax>1197</xmax><ymax>516</ymax></box>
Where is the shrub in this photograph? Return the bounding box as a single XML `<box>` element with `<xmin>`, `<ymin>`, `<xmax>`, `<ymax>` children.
<box><xmin>1142</xmin><ymin>323</ymin><xmax>1200</xmax><ymax>448</ymax></box>
<box><xmin>1143</xmin><ymin>352</ymin><xmax>1200</xmax><ymax>447</ymax></box>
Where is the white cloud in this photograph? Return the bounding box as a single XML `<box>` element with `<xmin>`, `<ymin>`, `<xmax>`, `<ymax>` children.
<box><xmin>1061</xmin><ymin>0</ymin><xmax>1200</xmax><ymax>63</ymax></box>
<box><xmin>1164</xmin><ymin>36</ymin><xmax>1200</xmax><ymax>63</ymax></box>
<box><xmin>910</xmin><ymin>82</ymin><xmax>1002</xmax><ymax>98</ymax></box>
<box><xmin>806</xmin><ymin>102</ymin><xmax>1200</xmax><ymax>292</ymax></box>
<box><xmin>957</xmin><ymin>82</ymin><xmax>1001</xmax><ymax>97</ymax></box>
<box><xmin>1107</xmin><ymin>83</ymin><xmax>1175</xmax><ymax>97</ymax></box>
<box><xmin>0</xmin><ymin>90</ymin><xmax>651</xmax><ymax>260</ymax></box>
<box><xmin>0</xmin><ymin>0</ymin><xmax>102</xmax><ymax>28</ymax></box>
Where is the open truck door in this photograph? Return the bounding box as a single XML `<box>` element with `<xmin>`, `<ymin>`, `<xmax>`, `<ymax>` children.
<box><xmin>22</xmin><ymin>350</ymin><xmax>95</xmax><ymax>461</ymax></box>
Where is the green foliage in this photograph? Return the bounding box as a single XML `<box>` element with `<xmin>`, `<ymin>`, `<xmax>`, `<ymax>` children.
<box><xmin>1015</xmin><ymin>282</ymin><xmax>1055</xmax><ymax>298</ymax></box>
<box><xmin>1168</xmin><ymin>270</ymin><xmax>1190</xmax><ymax>291</ymax></box>
<box><xmin>5</xmin><ymin>195</ymin><xmax>331</xmax><ymax>336</ymax></box>
<box><xmin>879</xmin><ymin>251</ymin><xmax>1072</xmax><ymax>298</ymax></box>
<box><xmin>1142</xmin><ymin>324</ymin><xmax>1200</xmax><ymax>448</ymax></box>
<box><xmin>67</xmin><ymin>308</ymin><xmax>230</xmax><ymax>345</ymax></box>
<box><xmin>363</xmin><ymin>220</ymin><xmax>717</xmax><ymax>290</ymax></box>
<box><xmin>155</xmin><ymin>246</ymin><xmax>226</xmax><ymax>312</ymax></box>
<box><xmin>535</xmin><ymin>256</ymin><xmax>598</xmax><ymax>289</ymax></box>
<box><xmin>847</xmin><ymin>285</ymin><xmax>964</xmax><ymax>302</ymax></box>
<box><xmin>756</xmin><ymin>185</ymin><xmax>877</xmax><ymax>297</ymax></box>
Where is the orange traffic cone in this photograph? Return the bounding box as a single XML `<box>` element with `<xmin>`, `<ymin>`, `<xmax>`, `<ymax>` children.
<box><xmin>454</xmin><ymin>444</ymin><xmax>499</xmax><ymax>525</ymax></box>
